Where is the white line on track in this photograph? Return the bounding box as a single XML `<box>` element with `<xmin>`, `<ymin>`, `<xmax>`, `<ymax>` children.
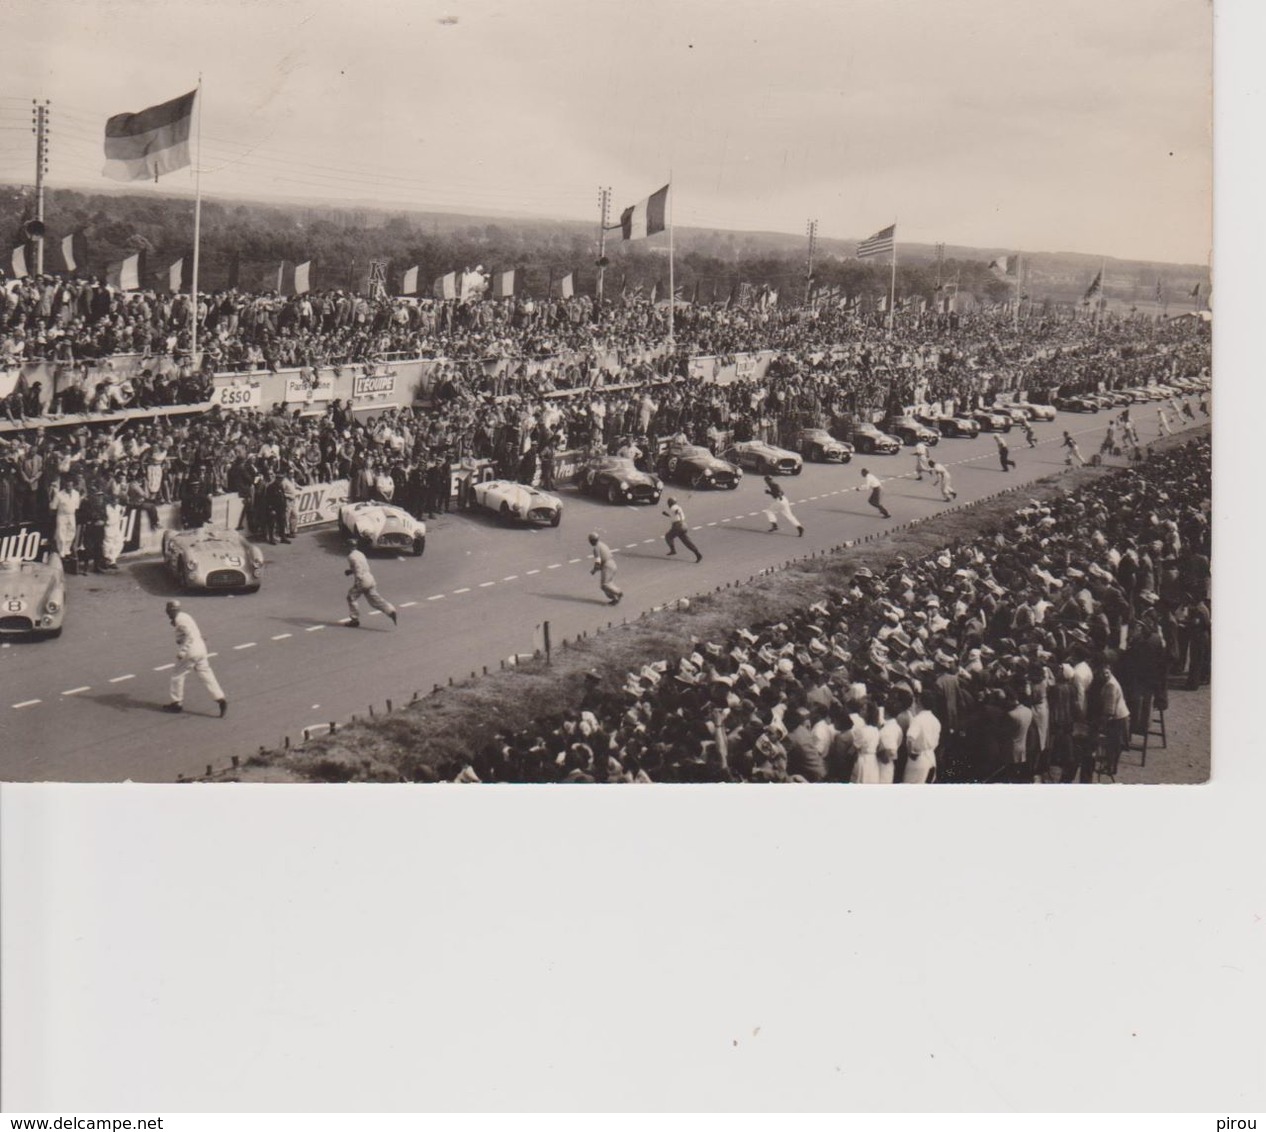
<box><xmin>207</xmin><ymin>653</ymin><xmax>218</xmax><ymax>658</ymax></box>
<box><xmin>547</xmin><ymin>564</ymin><xmax>561</xmax><ymax>570</ymax></box>
<box><xmin>400</xmin><ymin>601</ymin><xmax>417</xmax><ymax>607</ymax></box>
<box><xmin>271</xmin><ymin>633</ymin><xmax>292</xmax><ymax>640</ymax></box>
<box><xmin>233</xmin><ymin>642</ymin><xmax>257</xmax><ymax>650</ymax></box>
<box><xmin>706</xmin><ymin>521</ymin><xmax>717</xmax><ymax>526</ymax></box>
<box><xmin>13</xmin><ymin>699</ymin><xmax>40</xmax><ymax>709</ymax></box>
<box><xmin>427</xmin><ymin>594</ymin><xmax>444</xmax><ymax>601</ymax></box>
<box><xmin>62</xmin><ymin>686</ymin><xmax>89</xmax><ymax>696</ymax></box>
<box><xmin>643</xmin><ymin>539</ymin><xmax>656</xmax><ymax>543</ymax></box>
<box><xmin>502</xmin><ymin>575</ymin><xmax>518</xmax><ymax>582</ymax></box>
<box><xmin>154</xmin><ymin>663</ymin><xmax>175</xmax><ymax>671</ymax></box>
<box><xmin>108</xmin><ymin>674</ymin><xmax>135</xmax><ymax>683</ymax></box>
<box><xmin>568</xmin><ymin>558</ymin><xmax>582</xmax><ymax>564</ymax></box>
<box><xmin>453</xmin><ymin>587</ymin><xmax>470</xmax><ymax>593</ymax></box>
<box><xmin>625</xmin><ymin>543</ymin><xmax>639</xmax><ymax>549</ymax></box>
<box><xmin>306</xmin><ymin>625</ymin><xmax>325</xmax><ymax>632</ymax></box>
<box><xmin>368</xmin><ymin>610</ymin><xmax>382</xmax><ymax>615</ymax></box>
<box><xmin>526</xmin><ymin>568</ymin><xmax>540</xmax><ymax>575</ymax></box>
<box><xmin>478</xmin><ymin>581</ymin><xmax>495</xmax><ymax>588</ymax></box>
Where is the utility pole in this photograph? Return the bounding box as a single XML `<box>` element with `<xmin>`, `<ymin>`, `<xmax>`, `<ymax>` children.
<box><xmin>32</xmin><ymin>99</ymin><xmax>50</xmax><ymax>274</ymax></box>
<box><xmin>804</xmin><ymin>219</ymin><xmax>818</xmax><ymax>307</ymax></box>
<box><xmin>595</xmin><ymin>186</ymin><xmax>611</xmax><ymax>304</ymax></box>
<box><xmin>934</xmin><ymin>242</ymin><xmax>945</xmax><ymax>290</ymax></box>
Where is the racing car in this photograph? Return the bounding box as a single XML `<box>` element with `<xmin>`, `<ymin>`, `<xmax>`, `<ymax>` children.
<box><xmin>1052</xmin><ymin>394</ymin><xmax>1099</xmax><ymax>413</ymax></box>
<box><xmin>722</xmin><ymin>439</ymin><xmax>803</xmax><ymax>476</ymax></box>
<box><xmin>163</xmin><ymin>526</ymin><xmax>265</xmax><ymax>592</ymax></box>
<box><xmin>656</xmin><ymin>440</ymin><xmax>742</xmax><ymax>489</ymax></box>
<box><xmin>847</xmin><ymin>422</ymin><xmax>903</xmax><ymax>455</ymax></box>
<box><xmin>0</xmin><ymin>549</ymin><xmax>65</xmax><ymax>639</ymax></box>
<box><xmin>338</xmin><ymin>501</ymin><xmax>427</xmax><ymax>555</ymax></box>
<box><xmin>791</xmin><ymin>428</ymin><xmax>854</xmax><ymax>463</ymax></box>
<box><xmin>881</xmin><ymin>415</ymin><xmax>941</xmax><ymax>446</ymax></box>
<box><xmin>574</xmin><ymin>455</ymin><xmax>663</xmax><ymax>504</ymax></box>
<box><xmin>916</xmin><ymin>412</ymin><xmax>980</xmax><ymax>439</ymax></box>
<box><xmin>968</xmin><ymin>408</ymin><xmax>1013</xmax><ymax>432</ymax></box>
<box><xmin>470</xmin><ymin>479</ymin><xmax>564</xmax><ymax>526</ymax></box>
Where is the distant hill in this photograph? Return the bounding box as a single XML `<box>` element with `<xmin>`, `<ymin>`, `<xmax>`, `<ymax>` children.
<box><xmin>0</xmin><ymin>182</ymin><xmax>1209</xmax><ymax>311</ymax></box>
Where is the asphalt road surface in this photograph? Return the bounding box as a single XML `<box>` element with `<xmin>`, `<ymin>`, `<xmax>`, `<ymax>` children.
<box><xmin>0</xmin><ymin>404</ymin><xmax>1204</xmax><ymax>781</ymax></box>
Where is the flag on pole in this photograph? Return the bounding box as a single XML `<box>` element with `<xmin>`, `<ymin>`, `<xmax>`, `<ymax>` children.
<box><xmin>1083</xmin><ymin>270</ymin><xmax>1103</xmax><ymax>303</ymax></box>
<box><xmin>558</xmin><ymin>272</ymin><xmax>574</xmax><ymax>299</ymax></box>
<box><xmin>620</xmin><ymin>184</ymin><xmax>669</xmax><ymax>240</ymax></box>
<box><xmin>492</xmin><ymin>269</ymin><xmax>515</xmax><ymax>299</ymax></box>
<box><xmin>433</xmin><ymin>271</ymin><xmax>457</xmax><ymax>300</ymax></box>
<box><xmin>294</xmin><ymin>261</ymin><xmax>311</xmax><ymax>295</ymax></box>
<box><xmin>400</xmin><ymin>266</ymin><xmax>419</xmax><ymax>296</ymax></box>
<box><xmin>168</xmin><ymin>257</ymin><xmax>185</xmax><ymax>292</ymax></box>
<box><xmin>857</xmin><ymin>224</ymin><xmax>895</xmax><ymax>260</ymax></box>
<box><xmin>650</xmin><ymin>280</ymin><xmax>662</xmax><ymax>304</ymax></box>
<box><xmin>103</xmin><ymin>89</ymin><xmax>196</xmax><ymax>182</ymax></box>
<box><xmin>108</xmin><ymin>252</ymin><xmax>141</xmax><ymax>291</ymax></box>
<box><xmin>989</xmin><ymin>254</ymin><xmax>1018</xmax><ymax>276</ymax></box>
<box><xmin>10</xmin><ymin>245</ymin><xmax>28</xmax><ymax>279</ymax></box>
<box><xmin>1190</xmin><ymin>283</ymin><xmax>1201</xmax><ymax>299</ymax></box>
<box><xmin>1155</xmin><ymin>278</ymin><xmax>1163</xmax><ymax>303</ymax></box>
<box><xmin>60</xmin><ymin>231</ymin><xmax>89</xmax><ymax>273</ymax></box>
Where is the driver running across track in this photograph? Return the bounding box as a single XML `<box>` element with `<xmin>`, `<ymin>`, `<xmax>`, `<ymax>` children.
<box><xmin>344</xmin><ymin>543</ymin><xmax>399</xmax><ymax>628</ymax></box>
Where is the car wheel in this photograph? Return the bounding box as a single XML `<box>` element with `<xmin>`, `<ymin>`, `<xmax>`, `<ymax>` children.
<box><xmin>181</xmin><ymin>558</ymin><xmax>195</xmax><ymax>588</ymax></box>
<box><xmin>809</xmin><ymin>445</ymin><xmax>823</xmax><ymax>461</ymax></box>
<box><xmin>725</xmin><ymin>480</ymin><xmax>739</xmax><ymax>490</ymax></box>
<box><xmin>358</xmin><ymin>535</ymin><xmax>373</xmax><ymax>553</ymax></box>
<box><xmin>791</xmin><ymin>464</ymin><xmax>802</xmax><ymax>475</ymax></box>
<box><xmin>840</xmin><ymin>453</ymin><xmax>852</xmax><ymax>464</ymax></box>
<box><xmin>549</xmin><ymin>510</ymin><xmax>562</xmax><ymax>528</ymax></box>
<box><xmin>689</xmin><ymin>471</ymin><xmax>706</xmax><ymax>489</ymax></box>
<box><xmin>412</xmin><ymin>535</ymin><xmax>426</xmax><ymax>557</ymax></box>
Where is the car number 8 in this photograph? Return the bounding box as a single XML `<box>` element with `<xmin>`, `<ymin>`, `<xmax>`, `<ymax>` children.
<box><xmin>6</xmin><ymin>598</ymin><xmax>25</xmax><ymax>613</ymax></box>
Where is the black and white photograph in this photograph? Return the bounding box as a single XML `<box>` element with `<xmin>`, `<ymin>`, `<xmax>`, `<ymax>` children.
<box><xmin>5</xmin><ymin>0</ymin><xmax>1259</xmax><ymax>1118</ymax></box>
<box><xmin>0</xmin><ymin>0</ymin><xmax>1214</xmax><ymax>787</ymax></box>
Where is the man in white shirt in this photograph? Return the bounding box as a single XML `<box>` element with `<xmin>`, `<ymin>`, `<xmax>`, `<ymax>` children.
<box><xmin>913</xmin><ymin>441</ymin><xmax>930</xmax><ymax>480</ymax></box>
<box><xmin>345</xmin><ymin>544</ymin><xmax>399</xmax><ymax>628</ymax></box>
<box><xmin>860</xmin><ymin>468</ymin><xmax>891</xmax><ymax>519</ymax></box>
<box><xmin>588</xmin><ymin>532</ymin><xmax>623</xmax><ymax>605</ymax></box>
<box><xmin>662</xmin><ymin>497</ymin><xmax>702</xmax><ymax>562</ymax></box>
<box><xmin>163</xmin><ymin>600</ymin><xmax>227</xmax><ymax>716</ymax></box>
<box><xmin>902</xmin><ymin>694</ymin><xmax>943</xmax><ymax>783</ymax></box>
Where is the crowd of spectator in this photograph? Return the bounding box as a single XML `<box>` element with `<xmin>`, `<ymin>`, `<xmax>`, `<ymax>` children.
<box><xmin>440</xmin><ymin>437</ymin><xmax>1211</xmax><ymax>784</ymax></box>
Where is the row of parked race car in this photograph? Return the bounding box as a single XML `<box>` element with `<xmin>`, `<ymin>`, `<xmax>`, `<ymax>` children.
<box><xmin>0</xmin><ymin>378</ymin><xmax>1208</xmax><ymax>637</ymax></box>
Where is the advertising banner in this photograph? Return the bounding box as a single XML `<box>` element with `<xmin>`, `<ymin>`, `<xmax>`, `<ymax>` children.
<box><xmin>211</xmin><ymin>381</ymin><xmax>263</xmax><ymax>411</ymax></box>
<box><xmin>294</xmin><ymin>479</ymin><xmax>350</xmax><ymax>528</ymax></box>
<box><xmin>0</xmin><ymin>523</ymin><xmax>45</xmax><ymax>562</ymax></box>
<box><xmin>352</xmin><ymin>371</ymin><xmax>397</xmax><ymax>400</ymax></box>
<box><xmin>283</xmin><ymin>374</ymin><xmax>335</xmax><ymax>403</ymax></box>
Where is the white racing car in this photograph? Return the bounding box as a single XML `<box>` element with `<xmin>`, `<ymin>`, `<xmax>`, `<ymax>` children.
<box><xmin>471</xmin><ymin>479</ymin><xmax>564</xmax><ymax>526</ymax></box>
<box><xmin>338</xmin><ymin>501</ymin><xmax>427</xmax><ymax>556</ymax></box>
<box><xmin>0</xmin><ymin>549</ymin><xmax>65</xmax><ymax>639</ymax></box>
<box><xmin>162</xmin><ymin>525</ymin><xmax>265</xmax><ymax>592</ymax></box>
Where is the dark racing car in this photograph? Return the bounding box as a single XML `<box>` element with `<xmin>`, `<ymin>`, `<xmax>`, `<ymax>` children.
<box><xmin>791</xmin><ymin>428</ymin><xmax>854</xmax><ymax>463</ymax></box>
<box><xmin>847</xmin><ymin>422</ymin><xmax>903</xmax><ymax>455</ymax></box>
<box><xmin>575</xmin><ymin>455</ymin><xmax>663</xmax><ymax>504</ymax></box>
<box><xmin>916</xmin><ymin>412</ymin><xmax>980</xmax><ymax>439</ymax></box>
<box><xmin>881</xmin><ymin>415</ymin><xmax>941</xmax><ymax>446</ymax></box>
<box><xmin>656</xmin><ymin>440</ymin><xmax>742</xmax><ymax>489</ymax></box>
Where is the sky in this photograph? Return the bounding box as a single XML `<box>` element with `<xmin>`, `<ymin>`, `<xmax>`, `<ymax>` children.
<box><xmin>0</xmin><ymin>0</ymin><xmax>1213</xmax><ymax>264</ymax></box>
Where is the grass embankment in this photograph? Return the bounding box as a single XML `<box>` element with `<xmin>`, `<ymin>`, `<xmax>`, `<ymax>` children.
<box><xmin>223</xmin><ymin>427</ymin><xmax>1208</xmax><ymax>784</ymax></box>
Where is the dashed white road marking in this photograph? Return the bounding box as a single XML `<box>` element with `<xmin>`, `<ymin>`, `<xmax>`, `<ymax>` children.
<box><xmin>400</xmin><ymin>601</ymin><xmax>418</xmax><ymax>607</ymax></box>
<box><xmin>271</xmin><ymin>633</ymin><xmax>292</xmax><ymax>640</ymax></box>
<box><xmin>427</xmin><ymin>594</ymin><xmax>444</xmax><ymax>601</ymax></box>
<box><xmin>13</xmin><ymin>699</ymin><xmax>40</xmax><ymax>709</ymax></box>
<box><xmin>568</xmin><ymin>557</ymin><xmax>582</xmax><ymax>564</ymax></box>
<box><xmin>706</xmin><ymin>521</ymin><xmax>717</xmax><ymax>526</ymax></box>
<box><xmin>453</xmin><ymin>587</ymin><xmax>471</xmax><ymax>593</ymax></box>
<box><xmin>643</xmin><ymin>538</ymin><xmax>656</xmax><ymax>544</ymax></box>
<box><xmin>368</xmin><ymin>610</ymin><xmax>382</xmax><ymax>616</ymax></box>
<box><xmin>306</xmin><ymin>625</ymin><xmax>325</xmax><ymax>632</ymax></box>
<box><xmin>526</xmin><ymin>568</ymin><xmax>541</xmax><ymax>575</ymax></box>
<box><xmin>108</xmin><ymin>674</ymin><xmax>135</xmax><ymax>683</ymax></box>
<box><xmin>62</xmin><ymin>686</ymin><xmax>90</xmax><ymax>696</ymax></box>
<box><xmin>625</xmin><ymin>543</ymin><xmax>639</xmax><ymax>549</ymax></box>
<box><xmin>233</xmin><ymin>642</ymin><xmax>257</xmax><ymax>650</ymax></box>
<box><xmin>502</xmin><ymin>575</ymin><xmax>518</xmax><ymax>581</ymax></box>
<box><xmin>478</xmin><ymin>581</ymin><xmax>495</xmax><ymax>588</ymax></box>
<box><xmin>547</xmin><ymin>564</ymin><xmax>561</xmax><ymax>570</ymax></box>
<box><xmin>154</xmin><ymin>663</ymin><xmax>175</xmax><ymax>671</ymax></box>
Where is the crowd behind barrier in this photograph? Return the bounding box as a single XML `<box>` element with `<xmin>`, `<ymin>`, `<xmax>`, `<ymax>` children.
<box><xmin>0</xmin><ymin>297</ymin><xmax>1209</xmax><ymax>571</ymax></box>
<box><xmin>439</xmin><ymin>436</ymin><xmax>1211</xmax><ymax>785</ymax></box>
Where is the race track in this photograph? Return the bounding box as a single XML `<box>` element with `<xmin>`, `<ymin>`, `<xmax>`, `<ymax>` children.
<box><xmin>0</xmin><ymin>405</ymin><xmax>1202</xmax><ymax>781</ymax></box>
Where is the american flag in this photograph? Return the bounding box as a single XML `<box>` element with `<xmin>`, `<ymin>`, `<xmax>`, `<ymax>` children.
<box><xmin>857</xmin><ymin>224</ymin><xmax>895</xmax><ymax>260</ymax></box>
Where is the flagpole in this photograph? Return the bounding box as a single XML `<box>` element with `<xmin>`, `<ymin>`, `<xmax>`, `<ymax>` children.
<box><xmin>190</xmin><ymin>74</ymin><xmax>203</xmax><ymax>367</ymax></box>
<box><xmin>667</xmin><ymin>174</ymin><xmax>675</xmax><ymax>353</ymax></box>
<box><xmin>1095</xmin><ymin>257</ymin><xmax>1105</xmax><ymax>335</ymax></box>
<box><xmin>887</xmin><ymin>221</ymin><xmax>896</xmax><ymax>335</ymax></box>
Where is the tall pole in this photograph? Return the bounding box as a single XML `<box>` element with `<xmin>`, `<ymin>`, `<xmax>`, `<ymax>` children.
<box><xmin>595</xmin><ymin>186</ymin><xmax>610</xmax><ymax>304</ymax></box>
<box><xmin>805</xmin><ymin>218</ymin><xmax>817</xmax><ymax>307</ymax></box>
<box><xmin>1013</xmin><ymin>253</ymin><xmax>1021</xmax><ymax>331</ymax></box>
<box><xmin>1094</xmin><ymin>258</ymin><xmax>1105</xmax><ymax>336</ymax></box>
<box><xmin>32</xmin><ymin>100</ymin><xmax>49</xmax><ymax>274</ymax></box>
<box><xmin>190</xmin><ymin>76</ymin><xmax>203</xmax><ymax>364</ymax></box>
<box><xmin>887</xmin><ymin>222</ymin><xmax>897</xmax><ymax>334</ymax></box>
<box><xmin>666</xmin><ymin>174</ymin><xmax>674</xmax><ymax>351</ymax></box>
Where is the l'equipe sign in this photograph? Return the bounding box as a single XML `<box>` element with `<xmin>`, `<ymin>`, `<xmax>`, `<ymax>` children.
<box><xmin>352</xmin><ymin>372</ymin><xmax>397</xmax><ymax>399</ymax></box>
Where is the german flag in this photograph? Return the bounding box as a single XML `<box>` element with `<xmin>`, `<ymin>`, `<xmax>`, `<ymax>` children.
<box><xmin>103</xmin><ymin>90</ymin><xmax>196</xmax><ymax>182</ymax></box>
